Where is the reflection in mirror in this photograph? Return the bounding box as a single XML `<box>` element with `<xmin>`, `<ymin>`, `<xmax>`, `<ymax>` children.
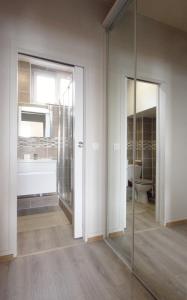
<box><xmin>128</xmin><ymin>79</ymin><xmax>158</xmax><ymax>231</ymax></box>
<box><xmin>106</xmin><ymin>1</ymin><xmax>187</xmax><ymax>299</ymax></box>
<box><xmin>18</xmin><ymin>105</ymin><xmax>51</xmax><ymax>138</ymax></box>
<box><xmin>133</xmin><ymin>2</ymin><xmax>187</xmax><ymax>299</ymax></box>
<box><xmin>17</xmin><ymin>103</ymin><xmax>59</xmax><ymax>161</ymax></box>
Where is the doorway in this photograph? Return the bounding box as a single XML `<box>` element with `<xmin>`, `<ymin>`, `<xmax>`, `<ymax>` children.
<box><xmin>16</xmin><ymin>54</ymin><xmax>84</xmax><ymax>256</ymax></box>
<box><xmin>105</xmin><ymin>77</ymin><xmax>160</xmax><ymax>266</ymax></box>
<box><xmin>127</xmin><ymin>79</ymin><xmax>159</xmax><ymax>237</ymax></box>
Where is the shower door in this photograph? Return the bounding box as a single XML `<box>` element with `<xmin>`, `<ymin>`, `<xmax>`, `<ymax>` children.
<box><xmin>58</xmin><ymin>84</ymin><xmax>73</xmax><ymax>217</ymax></box>
<box><xmin>58</xmin><ymin>66</ymin><xmax>84</xmax><ymax>239</ymax></box>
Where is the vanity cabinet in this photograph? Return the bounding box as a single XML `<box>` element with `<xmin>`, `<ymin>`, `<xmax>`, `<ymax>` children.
<box><xmin>17</xmin><ymin>159</ymin><xmax>57</xmax><ymax>196</ymax></box>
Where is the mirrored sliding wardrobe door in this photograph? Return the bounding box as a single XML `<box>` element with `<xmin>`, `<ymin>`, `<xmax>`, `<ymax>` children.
<box><xmin>106</xmin><ymin>0</ymin><xmax>136</xmax><ymax>267</ymax></box>
<box><xmin>133</xmin><ymin>1</ymin><xmax>187</xmax><ymax>299</ymax></box>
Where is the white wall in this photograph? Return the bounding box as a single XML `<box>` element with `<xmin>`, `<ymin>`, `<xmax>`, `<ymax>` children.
<box><xmin>0</xmin><ymin>0</ymin><xmax>109</xmax><ymax>256</ymax></box>
<box><xmin>127</xmin><ymin>79</ymin><xmax>157</xmax><ymax>116</ymax></box>
<box><xmin>107</xmin><ymin>6</ymin><xmax>187</xmax><ymax>232</ymax></box>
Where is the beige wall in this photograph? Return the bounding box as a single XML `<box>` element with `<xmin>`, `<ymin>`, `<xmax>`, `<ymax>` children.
<box><xmin>0</xmin><ymin>0</ymin><xmax>109</xmax><ymax>255</ymax></box>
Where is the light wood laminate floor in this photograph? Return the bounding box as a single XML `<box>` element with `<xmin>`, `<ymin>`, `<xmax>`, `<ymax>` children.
<box><xmin>134</xmin><ymin>223</ymin><xmax>187</xmax><ymax>300</ymax></box>
<box><xmin>17</xmin><ymin>206</ymin><xmax>83</xmax><ymax>256</ymax></box>
<box><xmin>108</xmin><ymin>201</ymin><xmax>158</xmax><ymax>264</ymax></box>
<box><xmin>0</xmin><ymin>241</ymin><xmax>154</xmax><ymax>300</ymax></box>
<box><xmin>107</xmin><ymin>201</ymin><xmax>187</xmax><ymax>300</ymax></box>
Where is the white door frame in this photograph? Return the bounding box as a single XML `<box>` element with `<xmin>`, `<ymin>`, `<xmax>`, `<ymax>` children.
<box><xmin>73</xmin><ymin>66</ymin><xmax>84</xmax><ymax>238</ymax></box>
<box><xmin>10</xmin><ymin>47</ymin><xmax>85</xmax><ymax>256</ymax></box>
<box><xmin>124</xmin><ymin>76</ymin><xmax>166</xmax><ymax>226</ymax></box>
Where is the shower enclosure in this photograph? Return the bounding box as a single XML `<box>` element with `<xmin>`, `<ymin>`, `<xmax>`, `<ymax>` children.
<box><xmin>58</xmin><ymin>66</ymin><xmax>84</xmax><ymax>239</ymax></box>
<box><xmin>58</xmin><ymin>81</ymin><xmax>74</xmax><ymax>214</ymax></box>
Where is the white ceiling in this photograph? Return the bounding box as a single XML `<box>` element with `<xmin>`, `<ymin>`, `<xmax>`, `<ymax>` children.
<box><xmin>138</xmin><ymin>0</ymin><xmax>187</xmax><ymax>33</ymax></box>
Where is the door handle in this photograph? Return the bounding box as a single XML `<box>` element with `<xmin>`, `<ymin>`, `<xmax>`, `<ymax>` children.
<box><xmin>78</xmin><ymin>141</ymin><xmax>84</xmax><ymax>148</ymax></box>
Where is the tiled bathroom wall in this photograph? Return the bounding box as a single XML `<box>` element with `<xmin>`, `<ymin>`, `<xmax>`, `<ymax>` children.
<box><xmin>152</xmin><ymin>118</ymin><xmax>156</xmax><ymax>183</ymax></box>
<box><xmin>127</xmin><ymin>116</ymin><xmax>156</xmax><ymax>181</ymax></box>
<box><xmin>18</xmin><ymin>61</ymin><xmax>30</xmax><ymax>103</ymax></box>
<box><xmin>143</xmin><ymin>117</ymin><xmax>156</xmax><ymax>181</ymax></box>
<box><xmin>127</xmin><ymin>118</ymin><xmax>133</xmax><ymax>163</ymax></box>
<box><xmin>18</xmin><ymin>137</ymin><xmax>58</xmax><ymax>160</ymax></box>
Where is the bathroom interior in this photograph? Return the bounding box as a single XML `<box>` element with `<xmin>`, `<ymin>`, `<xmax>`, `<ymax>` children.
<box><xmin>107</xmin><ymin>78</ymin><xmax>158</xmax><ymax>264</ymax></box>
<box><xmin>127</xmin><ymin>78</ymin><xmax>158</xmax><ymax>233</ymax></box>
<box><xmin>17</xmin><ymin>54</ymin><xmax>80</xmax><ymax>255</ymax></box>
<box><xmin>106</xmin><ymin>1</ymin><xmax>187</xmax><ymax>300</ymax></box>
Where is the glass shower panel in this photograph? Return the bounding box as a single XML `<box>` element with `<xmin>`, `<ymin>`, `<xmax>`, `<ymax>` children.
<box><xmin>106</xmin><ymin>0</ymin><xmax>135</xmax><ymax>266</ymax></box>
<box><xmin>133</xmin><ymin>2</ymin><xmax>187</xmax><ymax>300</ymax></box>
<box><xmin>58</xmin><ymin>82</ymin><xmax>73</xmax><ymax>213</ymax></box>
<box><xmin>46</xmin><ymin>104</ymin><xmax>59</xmax><ymax>162</ymax></box>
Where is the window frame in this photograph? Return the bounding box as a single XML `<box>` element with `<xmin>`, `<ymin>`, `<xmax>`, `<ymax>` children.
<box><xmin>31</xmin><ymin>67</ymin><xmax>58</xmax><ymax>105</ymax></box>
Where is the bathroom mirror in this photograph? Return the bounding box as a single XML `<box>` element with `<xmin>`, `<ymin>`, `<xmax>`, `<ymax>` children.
<box><xmin>18</xmin><ymin>104</ymin><xmax>51</xmax><ymax>138</ymax></box>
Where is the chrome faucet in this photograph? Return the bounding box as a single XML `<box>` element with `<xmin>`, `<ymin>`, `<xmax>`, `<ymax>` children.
<box><xmin>33</xmin><ymin>153</ymin><xmax>38</xmax><ymax>160</ymax></box>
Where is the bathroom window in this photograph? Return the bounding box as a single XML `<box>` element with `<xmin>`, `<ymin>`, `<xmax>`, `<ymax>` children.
<box><xmin>32</xmin><ymin>67</ymin><xmax>72</xmax><ymax>105</ymax></box>
<box><xmin>32</xmin><ymin>68</ymin><xmax>57</xmax><ymax>104</ymax></box>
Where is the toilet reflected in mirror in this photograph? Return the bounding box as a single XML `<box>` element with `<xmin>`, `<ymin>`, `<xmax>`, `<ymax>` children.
<box><xmin>126</xmin><ymin>79</ymin><xmax>158</xmax><ymax>234</ymax></box>
<box><xmin>128</xmin><ymin>165</ymin><xmax>152</xmax><ymax>204</ymax></box>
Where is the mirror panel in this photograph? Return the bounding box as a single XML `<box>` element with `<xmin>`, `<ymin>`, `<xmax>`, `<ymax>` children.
<box><xmin>106</xmin><ymin>1</ymin><xmax>187</xmax><ymax>299</ymax></box>
<box><xmin>17</xmin><ymin>103</ymin><xmax>59</xmax><ymax>161</ymax></box>
<box><xmin>133</xmin><ymin>2</ymin><xmax>187</xmax><ymax>299</ymax></box>
<box><xmin>106</xmin><ymin>0</ymin><xmax>135</xmax><ymax>266</ymax></box>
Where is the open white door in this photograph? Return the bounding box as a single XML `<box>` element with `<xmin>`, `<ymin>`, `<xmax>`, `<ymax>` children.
<box><xmin>73</xmin><ymin>66</ymin><xmax>84</xmax><ymax>238</ymax></box>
